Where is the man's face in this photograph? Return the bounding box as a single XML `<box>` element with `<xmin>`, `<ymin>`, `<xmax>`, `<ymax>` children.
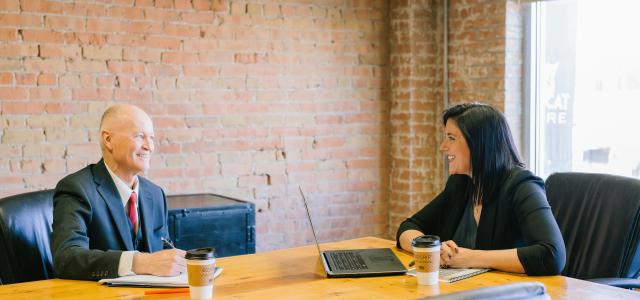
<box><xmin>105</xmin><ymin>111</ymin><xmax>155</xmax><ymax>178</ymax></box>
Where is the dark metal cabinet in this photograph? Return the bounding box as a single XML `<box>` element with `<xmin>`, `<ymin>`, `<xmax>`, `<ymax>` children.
<box><xmin>166</xmin><ymin>193</ymin><xmax>255</xmax><ymax>257</ymax></box>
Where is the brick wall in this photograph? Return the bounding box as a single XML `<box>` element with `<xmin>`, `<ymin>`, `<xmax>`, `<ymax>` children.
<box><xmin>1</xmin><ymin>0</ymin><xmax>523</xmax><ymax>251</ymax></box>
<box><xmin>388</xmin><ymin>0</ymin><xmax>445</xmax><ymax>238</ymax></box>
<box><xmin>387</xmin><ymin>0</ymin><xmax>524</xmax><ymax>235</ymax></box>
<box><xmin>0</xmin><ymin>0</ymin><xmax>390</xmax><ymax>251</ymax></box>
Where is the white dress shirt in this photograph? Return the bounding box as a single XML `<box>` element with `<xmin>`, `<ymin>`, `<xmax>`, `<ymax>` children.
<box><xmin>104</xmin><ymin>163</ymin><xmax>139</xmax><ymax>276</ymax></box>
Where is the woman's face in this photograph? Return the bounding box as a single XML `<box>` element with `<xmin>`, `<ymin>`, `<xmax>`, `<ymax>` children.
<box><xmin>440</xmin><ymin>119</ymin><xmax>472</xmax><ymax>176</ymax></box>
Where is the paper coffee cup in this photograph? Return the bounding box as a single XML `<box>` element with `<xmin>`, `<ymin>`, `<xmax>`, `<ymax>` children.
<box><xmin>412</xmin><ymin>235</ymin><xmax>440</xmax><ymax>285</ymax></box>
<box><xmin>185</xmin><ymin>247</ymin><xmax>216</xmax><ymax>300</ymax></box>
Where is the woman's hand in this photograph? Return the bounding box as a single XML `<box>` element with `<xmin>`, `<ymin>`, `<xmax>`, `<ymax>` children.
<box><xmin>440</xmin><ymin>240</ymin><xmax>459</xmax><ymax>267</ymax></box>
<box><xmin>440</xmin><ymin>240</ymin><xmax>478</xmax><ymax>268</ymax></box>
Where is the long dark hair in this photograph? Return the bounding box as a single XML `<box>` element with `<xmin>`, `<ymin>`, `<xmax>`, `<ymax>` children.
<box><xmin>443</xmin><ymin>103</ymin><xmax>524</xmax><ymax>205</ymax></box>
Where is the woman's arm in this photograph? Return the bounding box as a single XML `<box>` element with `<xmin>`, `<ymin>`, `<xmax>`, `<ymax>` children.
<box><xmin>398</xmin><ymin>230</ymin><xmax>424</xmax><ymax>252</ymax></box>
<box><xmin>444</xmin><ymin>246</ymin><xmax>525</xmax><ymax>273</ymax></box>
<box><xmin>513</xmin><ymin>184</ymin><xmax>566</xmax><ymax>275</ymax></box>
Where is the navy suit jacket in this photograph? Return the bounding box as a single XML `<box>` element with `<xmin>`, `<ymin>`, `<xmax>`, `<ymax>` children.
<box><xmin>51</xmin><ymin>160</ymin><xmax>170</xmax><ymax>280</ymax></box>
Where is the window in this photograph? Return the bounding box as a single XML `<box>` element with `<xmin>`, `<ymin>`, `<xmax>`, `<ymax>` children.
<box><xmin>526</xmin><ymin>0</ymin><xmax>640</xmax><ymax>179</ymax></box>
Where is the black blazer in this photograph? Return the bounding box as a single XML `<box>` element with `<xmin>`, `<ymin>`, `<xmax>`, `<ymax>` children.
<box><xmin>396</xmin><ymin>167</ymin><xmax>566</xmax><ymax>276</ymax></box>
<box><xmin>51</xmin><ymin>160</ymin><xmax>171</xmax><ymax>280</ymax></box>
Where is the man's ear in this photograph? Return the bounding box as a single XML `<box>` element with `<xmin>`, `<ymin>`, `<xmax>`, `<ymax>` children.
<box><xmin>101</xmin><ymin>130</ymin><xmax>113</xmax><ymax>151</ymax></box>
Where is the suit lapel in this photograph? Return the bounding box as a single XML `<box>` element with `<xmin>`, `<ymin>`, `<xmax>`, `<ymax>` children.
<box><xmin>93</xmin><ymin>160</ymin><xmax>134</xmax><ymax>251</ymax></box>
<box><xmin>138</xmin><ymin>179</ymin><xmax>154</xmax><ymax>252</ymax></box>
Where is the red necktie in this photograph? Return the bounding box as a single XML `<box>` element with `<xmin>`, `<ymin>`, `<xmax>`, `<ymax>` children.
<box><xmin>127</xmin><ymin>192</ymin><xmax>138</xmax><ymax>235</ymax></box>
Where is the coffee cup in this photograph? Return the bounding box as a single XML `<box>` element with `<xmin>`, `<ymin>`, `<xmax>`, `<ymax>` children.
<box><xmin>185</xmin><ymin>247</ymin><xmax>216</xmax><ymax>299</ymax></box>
<box><xmin>412</xmin><ymin>235</ymin><xmax>440</xmax><ymax>285</ymax></box>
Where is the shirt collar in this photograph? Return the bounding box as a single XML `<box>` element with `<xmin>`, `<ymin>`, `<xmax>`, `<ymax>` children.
<box><xmin>103</xmin><ymin>161</ymin><xmax>139</xmax><ymax>207</ymax></box>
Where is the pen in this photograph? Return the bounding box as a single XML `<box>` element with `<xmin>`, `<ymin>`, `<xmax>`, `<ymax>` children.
<box><xmin>144</xmin><ymin>288</ymin><xmax>189</xmax><ymax>295</ymax></box>
<box><xmin>161</xmin><ymin>237</ymin><xmax>175</xmax><ymax>249</ymax></box>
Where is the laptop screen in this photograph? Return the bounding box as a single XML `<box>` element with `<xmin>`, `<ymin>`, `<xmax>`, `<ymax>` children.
<box><xmin>299</xmin><ymin>186</ymin><xmax>323</xmax><ymax>256</ymax></box>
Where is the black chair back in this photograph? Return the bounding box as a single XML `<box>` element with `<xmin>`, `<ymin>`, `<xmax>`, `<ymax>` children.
<box><xmin>546</xmin><ymin>172</ymin><xmax>640</xmax><ymax>279</ymax></box>
<box><xmin>0</xmin><ymin>190</ymin><xmax>55</xmax><ymax>284</ymax></box>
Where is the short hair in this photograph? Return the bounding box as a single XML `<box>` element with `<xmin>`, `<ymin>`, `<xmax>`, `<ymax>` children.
<box><xmin>442</xmin><ymin>102</ymin><xmax>524</xmax><ymax>205</ymax></box>
<box><xmin>99</xmin><ymin>105</ymin><xmax>121</xmax><ymax>131</ymax></box>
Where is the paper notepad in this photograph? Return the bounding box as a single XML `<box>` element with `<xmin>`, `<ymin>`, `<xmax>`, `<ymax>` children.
<box><xmin>406</xmin><ymin>267</ymin><xmax>490</xmax><ymax>283</ymax></box>
<box><xmin>99</xmin><ymin>267</ymin><xmax>223</xmax><ymax>287</ymax></box>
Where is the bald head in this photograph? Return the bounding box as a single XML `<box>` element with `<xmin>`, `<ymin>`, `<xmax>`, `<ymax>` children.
<box><xmin>99</xmin><ymin>104</ymin><xmax>155</xmax><ymax>184</ymax></box>
<box><xmin>100</xmin><ymin>104</ymin><xmax>150</xmax><ymax>132</ymax></box>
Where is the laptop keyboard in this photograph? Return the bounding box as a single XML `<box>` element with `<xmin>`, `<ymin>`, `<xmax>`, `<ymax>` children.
<box><xmin>330</xmin><ymin>251</ymin><xmax>368</xmax><ymax>271</ymax></box>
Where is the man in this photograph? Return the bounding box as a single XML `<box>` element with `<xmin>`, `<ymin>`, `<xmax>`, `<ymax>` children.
<box><xmin>51</xmin><ymin>104</ymin><xmax>186</xmax><ymax>280</ymax></box>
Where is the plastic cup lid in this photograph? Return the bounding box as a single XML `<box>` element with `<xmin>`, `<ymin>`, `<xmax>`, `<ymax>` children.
<box><xmin>185</xmin><ymin>247</ymin><xmax>215</xmax><ymax>260</ymax></box>
<box><xmin>412</xmin><ymin>235</ymin><xmax>441</xmax><ymax>248</ymax></box>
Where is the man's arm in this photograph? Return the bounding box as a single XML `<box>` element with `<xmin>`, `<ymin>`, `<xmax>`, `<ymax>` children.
<box><xmin>51</xmin><ymin>188</ymin><xmax>122</xmax><ymax>280</ymax></box>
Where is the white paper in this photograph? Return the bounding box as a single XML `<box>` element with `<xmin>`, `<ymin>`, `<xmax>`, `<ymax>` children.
<box><xmin>99</xmin><ymin>267</ymin><xmax>223</xmax><ymax>287</ymax></box>
<box><xmin>406</xmin><ymin>267</ymin><xmax>490</xmax><ymax>283</ymax></box>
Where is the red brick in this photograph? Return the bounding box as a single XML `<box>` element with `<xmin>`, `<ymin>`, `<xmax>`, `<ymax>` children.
<box><xmin>154</xmin><ymin>0</ymin><xmax>173</xmax><ymax>9</ymax></box>
<box><xmin>183</xmin><ymin>65</ymin><xmax>218</xmax><ymax>77</ymax></box>
<box><xmin>146</xmin><ymin>64</ymin><xmax>180</xmax><ymax>76</ymax></box>
<box><xmin>45</xmin><ymin>103</ymin><xmax>87</xmax><ymax>114</ymax></box>
<box><xmin>180</xmin><ymin>12</ymin><xmax>215</xmax><ymax>24</ymax></box>
<box><xmin>163</xmin><ymin>24</ymin><xmax>200</xmax><ymax>37</ymax></box>
<box><xmin>15</xmin><ymin>73</ymin><xmax>35</xmax><ymax>85</ymax></box>
<box><xmin>24</xmin><ymin>58</ymin><xmax>65</xmax><ymax>72</ymax></box>
<box><xmin>212</xmin><ymin>0</ymin><xmax>227</xmax><ymax>12</ymax></box>
<box><xmin>64</xmin><ymin>32</ymin><xmax>106</xmax><ymax>46</ymax></box>
<box><xmin>21</xmin><ymin>0</ymin><xmax>63</xmax><ymax>14</ymax></box>
<box><xmin>144</xmin><ymin>36</ymin><xmax>182</xmax><ymax>49</ymax></box>
<box><xmin>82</xmin><ymin>46</ymin><xmax>122</xmax><ymax>60</ymax></box>
<box><xmin>37</xmin><ymin>73</ymin><xmax>56</xmax><ymax>86</ymax></box>
<box><xmin>193</xmin><ymin>0</ymin><xmax>212</xmax><ymax>10</ymax></box>
<box><xmin>62</xmin><ymin>2</ymin><xmax>107</xmax><ymax>17</ymax></box>
<box><xmin>86</xmin><ymin>19</ymin><xmax>125</xmax><ymax>32</ymax></box>
<box><xmin>174</xmin><ymin>0</ymin><xmax>192</xmax><ymax>10</ymax></box>
<box><xmin>67</xmin><ymin>60</ymin><xmax>107</xmax><ymax>73</ymax></box>
<box><xmin>0</xmin><ymin>14</ymin><xmax>43</xmax><ymax>27</ymax></box>
<box><xmin>21</xmin><ymin>30</ymin><xmax>65</xmax><ymax>43</ymax></box>
<box><xmin>0</xmin><ymin>29</ymin><xmax>17</xmax><ymax>41</ymax></box>
<box><xmin>2</xmin><ymin>102</ymin><xmax>44</xmax><ymax>113</ymax></box>
<box><xmin>114</xmin><ymin>89</ymin><xmax>151</xmax><ymax>101</ymax></box>
<box><xmin>39</xmin><ymin>45</ymin><xmax>81</xmax><ymax>58</ymax></box>
<box><xmin>0</xmin><ymin>44</ymin><xmax>37</xmax><ymax>57</ymax></box>
<box><xmin>45</xmin><ymin>15</ymin><xmax>85</xmax><ymax>30</ymax></box>
<box><xmin>29</xmin><ymin>87</ymin><xmax>69</xmax><ymax>100</ymax></box>
<box><xmin>106</xmin><ymin>6</ymin><xmax>144</xmax><ymax>19</ymax></box>
<box><xmin>145</xmin><ymin>7</ymin><xmax>179</xmax><ymax>21</ymax></box>
<box><xmin>0</xmin><ymin>72</ymin><xmax>12</xmax><ymax>84</ymax></box>
<box><xmin>126</xmin><ymin>21</ymin><xmax>163</xmax><ymax>34</ymax></box>
<box><xmin>107</xmin><ymin>61</ymin><xmax>145</xmax><ymax>74</ymax></box>
<box><xmin>72</xmin><ymin>88</ymin><xmax>113</xmax><ymax>101</ymax></box>
<box><xmin>0</xmin><ymin>0</ymin><xmax>19</xmax><ymax>10</ymax></box>
<box><xmin>162</xmin><ymin>52</ymin><xmax>199</xmax><ymax>64</ymax></box>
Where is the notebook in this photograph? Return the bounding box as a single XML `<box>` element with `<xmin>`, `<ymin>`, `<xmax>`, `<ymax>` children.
<box><xmin>99</xmin><ymin>267</ymin><xmax>223</xmax><ymax>287</ymax></box>
<box><xmin>406</xmin><ymin>267</ymin><xmax>490</xmax><ymax>283</ymax></box>
<box><xmin>299</xmin><ymin>187</ymin><xmax>407</xmax><ymax>278</ymax></box>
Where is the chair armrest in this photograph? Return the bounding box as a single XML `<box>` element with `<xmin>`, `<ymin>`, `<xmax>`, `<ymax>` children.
<box><xmin>588</xmin><ymin>278</ymin><xmax>640</xmax><ymax>289</ymax></box>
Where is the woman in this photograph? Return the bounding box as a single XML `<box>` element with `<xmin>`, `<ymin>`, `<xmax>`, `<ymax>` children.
<box><xmin>396</xmin><ymin>103</ymin><xmax>565</xmax><ymax>275</ymax></box>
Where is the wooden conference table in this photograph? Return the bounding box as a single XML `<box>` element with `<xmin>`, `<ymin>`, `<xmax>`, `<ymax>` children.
<box><xmin>1</xmin><ymin>237</ymin><xmax>638</xmax><ymax>299</ymax></box>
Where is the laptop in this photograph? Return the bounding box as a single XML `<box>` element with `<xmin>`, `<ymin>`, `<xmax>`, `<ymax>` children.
<box><xmin>299</xmin><ymin>187</ymin><xmax>407</xmax><ymax>278</ymax></box>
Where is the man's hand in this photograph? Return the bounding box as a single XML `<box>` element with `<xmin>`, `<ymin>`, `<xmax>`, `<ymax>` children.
<box><xmin>132</xmin><ymin>249</ymin><xmax>186</xmax><ymax>276</ymax></box>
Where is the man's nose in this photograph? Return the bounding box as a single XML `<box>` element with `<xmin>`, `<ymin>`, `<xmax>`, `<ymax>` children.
<box><xmin>143</xmin><ymin>137</ymin><xmax>154</xmax><ymax>152</ymax></box>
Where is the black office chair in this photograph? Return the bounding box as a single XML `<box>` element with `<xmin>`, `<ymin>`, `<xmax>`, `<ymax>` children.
<box><xmin>546</xmin><ymin>172</ymin><xmax>640</xmax><ymax>288</ymax></box>
<box><xmin>0</xmin><ymin>190</ymin><xmax>55</xmax><ymax>284</ymax></box>
<box><xmin>422</xmin><ymin>282</ymin><xmax>548</xmax><ymax>300</ymax></box>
